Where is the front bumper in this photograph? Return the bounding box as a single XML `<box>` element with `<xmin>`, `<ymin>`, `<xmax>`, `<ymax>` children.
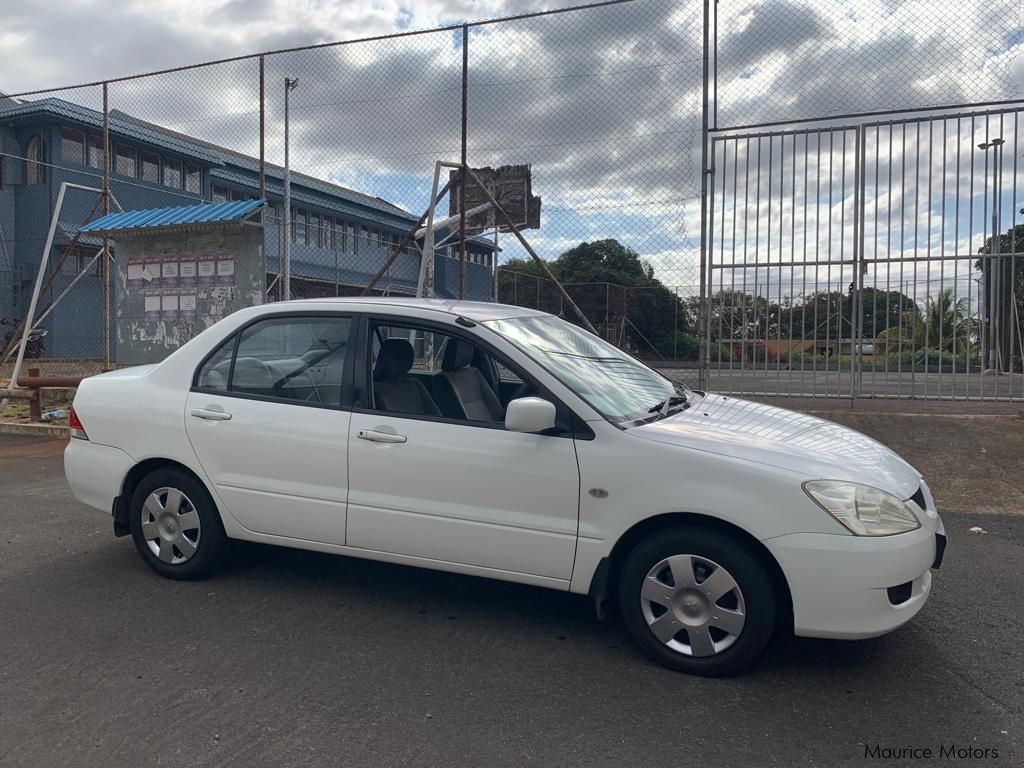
<box><xmin>765</xmin><ymin>520</ymin><xmax>939</xmax><ymax>640</ymax></box>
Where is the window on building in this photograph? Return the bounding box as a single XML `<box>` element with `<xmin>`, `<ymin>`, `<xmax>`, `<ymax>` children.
<box><xmin>26</xmin><ymin>137</ymin><xmax>45</xmax><ymax>184</ymax></box>
<box><xmin>323</xmin><ymin>216</ymin><xmax>334</xmax><ymax>249</ymax></box>
<box><xmin>185</xmin><ymin>165</ymin><xmax>202</xmax><ymax>194</ymax></box>
<box><xmin>349</xmin><ymin>224</ymin><xmax>358</xmax><ymax>255</ymax></box>
<box><xmin>140</xmin><ymin>151</ymin><xmax>159</xmax><ymax>183</ymax></box>
<box><xmin>292</xmin><ymin>208</ymin><xmax>307</xmax><ymax>245</ymax></box>
<box><xmin>87</xmin><ymin>136</ymin><xmax>104</xmax><ymax>169</ymax></box>
<box><xmin>115</xmin><ymin>145</ymin><xmax>137</xmax><ymax>177</ymax></box>
<box><xmin>310</xmin><ymin>213</ymin><xmax>321</xmax><ymax>248</ymax></box>
<box><xmin>0</xmin><ymin>156</ymin><xmax>4</xmax><ymax>190</ymax></box>
<box><xmin>212</xmin><ymin>185</ymin><xmax>229</xmax><ymax>204</ymax></box>
<box><xmin>163</xmin><ymin>158</ymin><xmax>182</xmax><ymax>189</ymax></box>
<box><xmin>333</xmin><ymin>220</ymin><xmax>346</xmax><ymax>253</ymax></box>
<box><xmin>61</xmin><ymin>128</ymin><xmax>85</xmax><ymax>164</ymax></box>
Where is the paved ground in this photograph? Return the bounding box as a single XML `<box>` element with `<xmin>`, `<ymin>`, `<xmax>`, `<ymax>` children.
<box><xmin>1</xmin><ymin>410</ymin><xmax>1022</xmax><ymax>767</ymax></box>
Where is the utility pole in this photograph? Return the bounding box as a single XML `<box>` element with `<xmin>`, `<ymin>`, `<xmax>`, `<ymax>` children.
<box><xmin>282</xmin><ymin>77</ymin><xmax>299</xmax><ymax>301</ymax></box>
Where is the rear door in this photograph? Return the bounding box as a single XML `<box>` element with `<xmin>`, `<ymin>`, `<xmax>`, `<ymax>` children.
<box><xmin>185</xmin><ymin>313</ymin><xmax>355</xmax><ymax>546</ymax></box>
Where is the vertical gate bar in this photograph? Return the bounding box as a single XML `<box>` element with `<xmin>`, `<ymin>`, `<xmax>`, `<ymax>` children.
<box><xmin>911</xmin><ymin>121</ymin><xmax>921</xmax><ymax>397</ymax></box>
<box><xmin>754</xmin><ymin>136</ymin><xmax>762</xmax><ymax>394</ymax></box>
<box><xmin>981</xmin><ymin>118</ymin><xmax>989</xmax><ymax>395</ymax></box>
<box><xmin>698</xmin><ymin>0</ymin><xmax>711</xmax><ymax>391</ymax></box>
<box><xmin>788</xmin><ymin>132</ymin><xmax>797</xmax><ymax>397</ymax></box>
<box><xmin>729</xmin><ymin>135</ymin><xmax>740</xmax><ymax>391</ymax></box>
<box><xmin>745</xmin><ymin>137</ymin><xmax>753</xmax><ymax>385</ymax></box>
<box><xmin>826</xmin><ymin>131</ymin><xmax>834</xmax><ymax>398</ymax></box>
<box><xmin>840</xmin><ymin>128</ymin><xmax>849</xmax><ymax>399</ymax></box>
<box><xmin>938</xmin><ymin>118</ymin><xmax>947</xmax><ymax>397</ymax></box>
<box><xmin>924</xmin><ymin>118</ymin><xmax>933</xmax><ymax>396</ymax></box>
<box><xmin>774</xmin><ymin>131</ymin><xmax>782</xmax><ymax>397</ymax></box>
<box><xmin>953</xmin><ymin>117</ymin><xmax>962</xmax><ymax>396</ymax></box>
<box><xmin>813</xmin><ymin>131</ymin><xmax>822</xmax><ymax>395</ymax></box>
<box><xmin>996</xmin><ymin>112</ymin><xmax>1005</xmax><ymax>381</ymax></box>
<box><xmin>872</xmin><ymin>124</ymin><xmax>881</xmax><ymax>398</ymax></box>
<box><xmin>885</xmin><ymin>124</ymin><xmax>894</xmax><ymax>392</ymax></box>
<box><xmin>1012</xmin><ymin>111</ymin><xmax>1020</xmax><ymax>392</ymax></box>
<box><xmin>898</xmin><ymin>122</ymin><xmax>907</xmax><ymax>399</ymax></box>
<box><xmin>800</xmin><ymin>132</ymin><xmax>810</xmax><ymax>398</ymax></box>
<box><xmin>765</xmin><ymin>135</ymin><xmax>773</xmax><ymax>396</ymax></box>
<box><xmin>706</xmin><ymin>137</ymin><xmax>718</xmax><ymax>389</ymax></box>
<box><xmin>102</xmin><ymin>82</ymin><xmax>110</xmax><ymax>368</ymax></box>
<box><xmin>967</xmin><ymin>115</ymin><xmax>977</xmax><ymax>395</ymax></box>
<box><xmin>852</xmin><ymin>125</ymin><xmax>864</xmax><ymax>401</ymax></box>
<box><xmin>719</xmin><ymin>139</ymin><xmax>730</xmax><ymax>390</ymax></box>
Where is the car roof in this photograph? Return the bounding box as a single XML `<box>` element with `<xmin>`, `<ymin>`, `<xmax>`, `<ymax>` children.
<box><xmin>266</xmin><ymin>297</ymin><xmax>552</xmax><ymax>322</ymax></box>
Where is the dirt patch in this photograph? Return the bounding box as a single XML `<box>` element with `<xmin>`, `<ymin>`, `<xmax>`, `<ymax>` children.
<box><xmin>814</xmin><ymin>411</ymin><xmax>1024</xmax><ymax>516</ymax></box>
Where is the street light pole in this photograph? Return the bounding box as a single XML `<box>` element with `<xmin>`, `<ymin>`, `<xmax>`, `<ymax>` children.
<box><xmin>978</xmin><ymin>137</ymin><xmax>1004</xmax><ymax>370</ymax></box>
<box><xmin>282</xmin><ymin>77</ymin><xmax>299</xmax><ymax>301</ymax></box>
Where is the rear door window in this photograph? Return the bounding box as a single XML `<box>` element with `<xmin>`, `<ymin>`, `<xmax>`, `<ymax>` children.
<box><xmin>195</xmin><ymin>316</ymin><xmax>352</xmax><ymax>406</ymax></box>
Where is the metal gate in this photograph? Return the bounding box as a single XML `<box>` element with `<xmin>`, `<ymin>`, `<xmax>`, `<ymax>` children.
<box><xmin>704</xmin><ymin>103</ymin><xmax>1024</xmax><ymax>400</ymax></box>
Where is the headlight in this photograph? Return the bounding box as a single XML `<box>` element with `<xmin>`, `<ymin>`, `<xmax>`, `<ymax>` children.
<box><xmin>803</xmin><ymin>481</ymin><xmax>921</xmax><ymax>536</ymax></box>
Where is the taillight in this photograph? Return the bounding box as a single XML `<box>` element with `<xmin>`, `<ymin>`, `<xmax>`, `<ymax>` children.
<box><xmin>68</xmin><ymin>404</ymin><xmax>89</xmax><ymax>441</ymax></box>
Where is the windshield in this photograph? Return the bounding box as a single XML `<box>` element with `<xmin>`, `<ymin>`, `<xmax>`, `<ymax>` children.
<box><xmin>484</xmin><ymin>314</ymin><xmax>690</xmax><ymax>425</ymax></box>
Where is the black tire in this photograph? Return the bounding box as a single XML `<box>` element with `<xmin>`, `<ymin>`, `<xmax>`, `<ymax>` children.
<box><xmin>129</xmin><ymin>467</ymin><xmax>227</xmax><ymax>580</ymax></box>
<box><xmin>617</xmin><ymin>525</ymin><xmax>777</xmax><ymax>676</ymax></box>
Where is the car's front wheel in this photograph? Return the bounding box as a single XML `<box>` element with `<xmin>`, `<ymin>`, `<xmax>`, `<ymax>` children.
<box><xmin>129</xmin><ymin>468</ymin><xmax>227</xmax><ymax>580</ymax></box>
<box><xmin>617</xmin><ymin>525</ymin><xmax>778</xmax><ymax>676</ymax></box>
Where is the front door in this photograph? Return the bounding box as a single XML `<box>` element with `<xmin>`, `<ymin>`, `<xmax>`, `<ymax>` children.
<box><xmin>185</xmin><ymin>314</ymin><xmax>354</xmax><ymax>546</ymax></box>
<box><xmin>345</xmin><ymin>319</ymin><xmax>581</xmax><ymax>583</ymax></box>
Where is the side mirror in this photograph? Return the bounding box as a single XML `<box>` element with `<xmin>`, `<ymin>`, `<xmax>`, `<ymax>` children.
<box><xmin>504</xmin><ymin>397</ymin><xmax>557</xmax><ymax>434</ymax></box>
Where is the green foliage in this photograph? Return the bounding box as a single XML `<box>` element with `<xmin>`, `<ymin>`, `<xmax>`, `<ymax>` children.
<box><xmin>788</xmin><ymin>350</ymin><xmax>829</xmax><ymax>365</ymax></box>
<box><xmin>706</xmin><ymin>341</ymin><xmax>733</xmax><ymax>363</ymax></box>
<box><xmin>884</xmin><ymin>348</ymin><xmax>975</xmax><ymax>367</ymax></box>
<box><xmin>498</xmin><ymin>239</ymin><xmax>687</xmax><ymax>358</ymax></box>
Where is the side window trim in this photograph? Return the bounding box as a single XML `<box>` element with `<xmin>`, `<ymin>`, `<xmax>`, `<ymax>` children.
<box><xmin>191</xmin><ymin>312</ymin><xmax>356</xmax><ymax>411</ymax></box>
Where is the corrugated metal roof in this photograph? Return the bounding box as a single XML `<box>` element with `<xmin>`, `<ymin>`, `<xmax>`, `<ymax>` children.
<box><xmin>79</xmin><ymin>199</ymin><xmax>266</xmax><ymax>233</ymax></box>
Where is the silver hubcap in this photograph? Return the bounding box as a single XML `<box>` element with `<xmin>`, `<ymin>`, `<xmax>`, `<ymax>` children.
<box><xmin>141</xmin><ymin>487</ymin><xmax>201</xmax><ymax>565</ymax></box>
<box><xmin>640</xmin><ymin>554</ymin><xmax>746</xmax><ymax>657</ymax></box>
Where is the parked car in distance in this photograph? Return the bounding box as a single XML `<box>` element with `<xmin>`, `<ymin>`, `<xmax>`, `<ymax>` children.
<box><xmin>65</xmin><ymin>298</ymin><xmax>946</xmax><ymax>675</ymax></box>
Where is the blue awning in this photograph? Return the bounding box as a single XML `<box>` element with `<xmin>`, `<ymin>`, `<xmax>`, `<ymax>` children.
<box><xmin>79</xmin><ymin>199</ymin><xmax>266</xmax><ymax>234</ymax></box>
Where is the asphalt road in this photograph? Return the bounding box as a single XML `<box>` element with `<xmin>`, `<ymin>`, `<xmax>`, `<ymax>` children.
<box><xmin>1</xmin><ymin>426</ymin><xmax>1022</xmax><ymax>768</ymax></box>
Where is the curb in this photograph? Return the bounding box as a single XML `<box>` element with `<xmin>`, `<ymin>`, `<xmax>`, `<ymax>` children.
<box><xmin>0</xmin><ymin>421</ymin><xmax>69</xmax><ymax>439</ymax></box>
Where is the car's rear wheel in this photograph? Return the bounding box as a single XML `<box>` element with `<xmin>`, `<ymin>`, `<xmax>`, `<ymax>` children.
<box><xmin>617</xmin><ymin>525</ymin><xmax>777</xmax><ymax>676</ymax></box>
<box><xmin>129</xmin><ymin>468</ymin><xmax>226</xmax><ymax>580</ymax></box>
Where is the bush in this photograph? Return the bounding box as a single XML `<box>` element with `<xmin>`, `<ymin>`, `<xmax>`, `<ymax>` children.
<box><xmin>788</xmin><ymin>350</ymin><xmax>829</xmax><ymax>366</ymax></box>
<box><xmin>706</xmin><ymin>341</ymin><xmax>733</xmax><ymax>363</ymax></box>
<box><xmin>885</xmin><ymin>348</ymin><xmax>975</xmax><ymax>367</ymax></box>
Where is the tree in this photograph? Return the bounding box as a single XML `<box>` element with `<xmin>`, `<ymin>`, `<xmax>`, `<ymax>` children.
<box><xmin>977</xmin><ymin>218</ymin><xmax>1024</xmax><ymax>370</ymax></box>
<box><xmin>880</xmin><ymin>288</ymin><xmax>976</xmax><ymax>356</ymax></box>
<box><xmin>496</xmin><ymin>240</ymin><xmax>688</xmax><ymax>358</ymax></box>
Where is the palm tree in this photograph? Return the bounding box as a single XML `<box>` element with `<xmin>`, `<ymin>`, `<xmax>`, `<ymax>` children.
<box><xmin>879</xmin><ymin>288</ymin><xmax>977</xmax><ymax>355</ymax></box>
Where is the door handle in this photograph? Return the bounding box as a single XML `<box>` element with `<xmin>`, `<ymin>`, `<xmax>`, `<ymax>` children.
<box><xmin>191</xmin><ymin>407</ymin><xmax>232</xmax><ymax>421</ymax></box>
<box><xmin>357</xmin><ymin>429</ymin><xmax>407</xmax><ymax>444</ymax></box>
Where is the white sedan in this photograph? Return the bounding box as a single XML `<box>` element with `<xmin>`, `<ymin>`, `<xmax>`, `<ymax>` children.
<box><xmin>65</xmin><ymin>298</ymin><xmax>945</xmax><ymax>675</ymax></box>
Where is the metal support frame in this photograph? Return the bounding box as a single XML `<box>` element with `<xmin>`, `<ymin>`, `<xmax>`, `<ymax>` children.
<box><xmin>5</xmin><ymin>183</ymin><xmax>123</xmax><ymax>400</ymax></box>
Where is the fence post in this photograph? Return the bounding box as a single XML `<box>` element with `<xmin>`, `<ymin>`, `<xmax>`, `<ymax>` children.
<box><xmin>102</xmin><ymin>82</ymin><xmax>110</xmax><ymax>368</ymax></box>
<box><xmin>259</xmin><ymin>56</ymin><xmax>266</xmax><ymax>199</ymax></box>
<box><xmin>698</xmin><ymin>0</ymin><xmax>712</xmax><ymax>390</ymax></box>
<box><xmin>28</xmin><ymin>368</ymin><xmax>41</xmax><ymax>423</ymax></box>
<box><xmin>459</xmin><ymin>23</ymin><xmax>469</xmax><ymax>300</ymax></box>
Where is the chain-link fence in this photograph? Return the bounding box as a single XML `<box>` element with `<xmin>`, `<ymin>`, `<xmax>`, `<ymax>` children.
<box><xmin>1</xmin><ymin>0</ymin><xmax>1022</xmax><ymax>400</ymax></box>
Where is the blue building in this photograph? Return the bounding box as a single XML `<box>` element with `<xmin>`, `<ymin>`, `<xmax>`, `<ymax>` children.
<box><xmin>0</xmin><ymin>94</ymin><xmax>496</xmax><ymax>359</ymax></box>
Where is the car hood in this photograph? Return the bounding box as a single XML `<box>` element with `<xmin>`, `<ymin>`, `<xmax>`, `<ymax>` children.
<box><xmin>630</xmin><ymin>393</ymin><xmax>922</xmax><ymax>499</ymax></box>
